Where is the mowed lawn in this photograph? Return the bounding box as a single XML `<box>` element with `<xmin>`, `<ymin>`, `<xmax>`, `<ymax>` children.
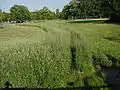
<box><xmin>0</xmin><ymin>20</ymin><xmax>120</xmax><ymax>88</ymax></box>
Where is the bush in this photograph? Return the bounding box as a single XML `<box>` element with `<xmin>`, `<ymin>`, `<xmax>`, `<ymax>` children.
<box><xmin>93</xmin><ymin>53</ymin><xmax>112</xmax><ymax>68</ymax></box>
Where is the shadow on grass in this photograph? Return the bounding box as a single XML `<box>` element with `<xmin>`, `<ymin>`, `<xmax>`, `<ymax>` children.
<box><xmin>3</xmin><ymin>76</ymin><xmax>120</xmax><ymax>90</ymax></box>
<box><xmin>0</xmin><ymin>24</ymin><xmax>4</xmax><ymax>29</ymax></box>
<box><xmin>0</xmin><ymin>27</ymin><xmax>4</xmax><ymax>29</ymax></box>
<box><xmin>106</xmin><ymin>54</ymin><xmax>120</xmax><ymax>68</ymax></box>
<box><xmin>68</xmin><ymin>20</ymin><xmax>107</xmax><ymax>24</ymax></box>
<box><xmin>46</xmin><ymin>85</ymin><xmax>120</xmax><ymax>90</ymax></box>
<box><xmin>2</xmin><ymin>85</ymin><xmax>120</xmax><ymax>90</ymax></box>
<box><xmin>70</xmin><ymin>32</ymin><xmax>78</xmax><ymax>71</ymax></box>
<box><xmin>104</xmin><ymin>37</ymin><xmax>120</xmax><ymax>42</ymax></box>
<box><xmin>68</xmin><ymin>19</ymin><xmax>120</xmax><ymax>25</ymax></box>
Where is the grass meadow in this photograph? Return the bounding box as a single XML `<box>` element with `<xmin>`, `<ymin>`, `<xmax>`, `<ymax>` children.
<box><xmin>0</xmin><ymin>20</ymin><xmax>120</xmax><ymax>88</ymax></box>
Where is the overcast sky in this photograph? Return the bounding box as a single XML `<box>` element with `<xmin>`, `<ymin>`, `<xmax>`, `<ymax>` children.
<box><xmin>0</xmin><ymin>0</ymin><xmax>71</xmax><ymax>12</ymax></box>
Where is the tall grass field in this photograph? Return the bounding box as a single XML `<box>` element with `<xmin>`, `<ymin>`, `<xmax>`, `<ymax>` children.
<box><xmin>0</xmin><ymin>20</ymin><xmax>120</xmax><ymax>88</ymax></box>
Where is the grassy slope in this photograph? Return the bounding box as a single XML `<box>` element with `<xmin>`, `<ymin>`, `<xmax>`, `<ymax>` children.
<box><xmin>65</xmin><ymin>22</ymin><xmax>120</xmax><ymax>59</ymax></box>
<box><xmin>0</xmin><ymin>24</ymin><xmax>46</xmax><ymax>49</ymax></box>
<box><xmin>0</xmin><ymin>20</ymin><xmax>120</xmax><ymax>88</ymax></box>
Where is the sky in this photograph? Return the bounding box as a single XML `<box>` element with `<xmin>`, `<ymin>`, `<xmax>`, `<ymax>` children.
<box><xmin>0</xmin><ymin>0</ymin><xmax>71</xmax><ymax>12</ymax></box>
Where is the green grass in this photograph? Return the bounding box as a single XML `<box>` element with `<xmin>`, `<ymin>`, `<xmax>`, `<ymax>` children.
<box><xmin>0</xmin><ymin>20</ymin><xmax>120</xmax><ymax>88</ymax></box>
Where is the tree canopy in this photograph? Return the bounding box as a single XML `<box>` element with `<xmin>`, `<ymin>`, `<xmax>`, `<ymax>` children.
<box><xmin>38</xmin><ymin>6</ymin><xmax>55</xmax><ymax>20</ymax></box>
<box><xmin>62</xmin><ymin>0</ymin><xmax>120</xmax><ymax>21</ymax></box>
<box><xmin>10</xmin><ymin>5</ymin><xmax>31</xmax><ymax>23</ymax></box>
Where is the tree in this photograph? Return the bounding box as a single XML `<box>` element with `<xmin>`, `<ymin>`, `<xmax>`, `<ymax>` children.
<box><xmin>0</xmin><ymin>9</ymin><xmax>4</xmax><ymax>22</ymax></box>
<box><xmin>31</xmin><ymin>11</ymin><xmax>40</xmax><ymax>20</ymax></box>
<box><xmin>68</xmin><ymin>0</ymin><xmax>102</xmax><ymax>19</ymax></box>
<box><xmin>38</xmin><ymin>6</ymin><xmax>54</xmax><ymax>20</ymax></box>
<box><xmin>99</xmin><ymin>0</ymin><xmax>120</xmax><ymax>22</ymax></box>
<box><xmin>62</xmin><ymin>0</ymin><xmax>120</xmax><ymax>21</ymax></box>
<box><xmin>62</xmin><ymin>5</ymin><xmax>71</xmax><ymax>19</ymax></box>
<box><xmin>0</xmin><ymin>9</ymin><xmax>2</xmax><ymax>22</ymax></box>
<box><xmin>55</xmin><ymin>9</ymin><xmax>60</xmax><ymax>19</ymax></box>
<box><xmin>58</xmin><ymin>12</ymin><xmax>63</xmax><ymax>19</ymax></box>
<box><xmin>2</xmin><ymin>12</ymin><xmax>10</xmax><ymax>22</ymax></box>
<box><xmin>10</xmin><ymin>5</ymin><xmax>31</xmax><ymax>23</ymax></box>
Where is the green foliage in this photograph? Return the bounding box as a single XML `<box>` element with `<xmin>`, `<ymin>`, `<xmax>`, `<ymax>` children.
<box><xmin>0</xmin><ymin>10</ymin><xmax>9</xmax><ymax>22</ymax></box>
<box><xmin>2</xmin><ymin>12</ymin><xmax>10</xmax><ymax>22</ymax></box>
<box><xmin>55</xmin><ymin>9</ymin><xmax>60</xmax><ymax>19</ymax></box>
<box><xmin>10</xmin><ymin>5</ymin><xmax>31</xmax><ymax>23</ymax></box>
<box><xmin>1</xmin><ymin>0</ymin><xmax>120</xmax><ymax>22</ymax></box>
<box><xmin>70</xmin><ymin>32</ymin><xmax>94</xmax><ymax>75</ymax></box>
<box><xmin>87</xmin><ymin>75</ymin><xmax>104</xmax><ymax>86</ymax></box>
<box><xmin>0</xmin><ymin>9</ymin><xmax>3</xmax><ymax>22</ymax></box>
<box><xmin>62</xmin><ymin>0</ymin><xmax>102</xmax><ymax>19</ymax></box>
<box><xmin>62</xmin><ymin>5</ymin><xmax>71</xmax><ymax>19</ymax></box>
<box><xmin>37</xmin><ymin>6</ymin><xmax>55</xmax><ymax>20</ymax></box>
<box><xmin>0</xmin><ymin>20</ymin><xmax>120</xmax><ymax>88</ymax></box>
<box><xmin>98</xmin><ymin>0</ymin><xmax>120</xmax><ymax>22</ymax></box>
<box><xmin>0</xmin><ymin>21</ymin><xmax>95</xmax><ymax>88</ymax></box>
<box><xmin>93</xmin><ymin>53</ymin><xmax>113</xmax><ymax>68</ymax></box>
<box><xmin>62</xmin><ymin>0</ymin><xmax>120</xmax><ymax>21</ymax></box>
<box><xmin>0</xmin><ymin>31</ymin><xmax>72</xmax><ymax>88</ymax></box>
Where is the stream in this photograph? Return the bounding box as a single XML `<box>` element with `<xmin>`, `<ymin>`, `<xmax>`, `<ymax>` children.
<box><xmin>103</xmin><ymin>68</ymin><xmax>120</xmax><ymax>90</ymax></box>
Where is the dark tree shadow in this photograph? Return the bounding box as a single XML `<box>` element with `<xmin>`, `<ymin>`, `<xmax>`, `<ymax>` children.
<box><xmin>68</xmin><ymin>20</ymin><xmax>106</xmax><ymax>24</ymax></box>
<box><xmin>104</xmin><ymin>37</ymin><xmax>120</xmax><ymax>42</ymax></box>
<box><xmin>67</xmin><ymin>19</ymin><xmax>120</xmax><ymax>25</ymax></box>
<box><xmin>106</xmin><ymin>54</ymin><xmax>120</xmax><ymax>68</ymax></box>
<box><xmin>0</xmin><ymin>24</ymin><xmax>4</xmax><ymax>29</ymax></box>
<box><xmin>2</xmin><ymin>77</ymin><xmax>120</xmax><ymax>90</ymax></box>
<box><xmin>2</xmin><ymin>85</ymin><xmax>118</xmax><ymax>90</ymax></box>
<box><xmin>70</xmin><ymin>46</ymin><xmax>77</xmax><ymax>70</ymax></box>
<box><xmin>70</xmin><ymin>32</ymin><xmax>78</xmax><ymax>71</ymax></box>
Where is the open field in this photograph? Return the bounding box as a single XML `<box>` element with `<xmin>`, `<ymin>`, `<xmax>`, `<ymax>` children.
<box><xmin>0</xmin><ymin>20</ymin><xmax>120</xmax><ymax>88</ymax></box>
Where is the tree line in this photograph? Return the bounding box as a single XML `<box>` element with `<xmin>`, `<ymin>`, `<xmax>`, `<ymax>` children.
<box><xmin>0</xmin><ymin>0</ymin><xmax>120</xmax><ymax>23</ymax></box>
<box><xmin>0</xmin><ymin>5</ymin><xmax>62</xmax><ymax>23</ymax></box>
<box><xmin>62</xmin><ymin>0</ymin><xmax>120</xmax><ymax>22</ymax></box>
